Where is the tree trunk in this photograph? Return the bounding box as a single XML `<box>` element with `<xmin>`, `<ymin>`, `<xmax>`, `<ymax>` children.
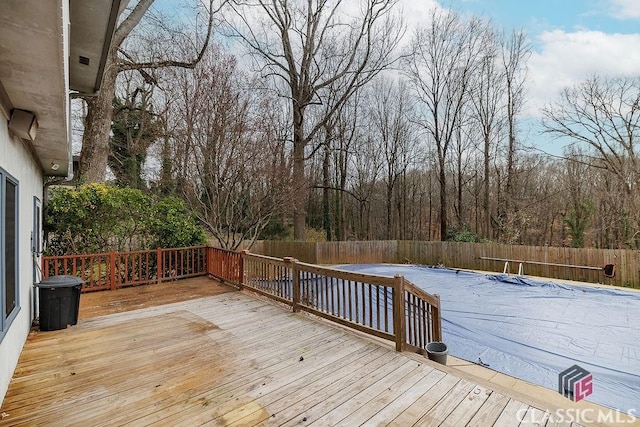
<box><xmin>438</xmin><ymin>149</ymin><xmax>448</xmax><ymax>241</ymax></box>
<box><xmin>322</xmin><ymin>144</ymin><xmax>332</xmax><ymax>241</ymax></box>
<box><xmin>336</xmin><ymin>150</ymin><xmax>347</xmax><ymax>241</ymax></box>
<box><xmin>292</xmin><ymin>105</ymin><xmax>307</xmax><ymax>240</ymax></box>
<box><xmin>386</xmin><ymin>178</ymin><xmax>393</xmax><ymax>240</ymax></box>
<box><xmin>456</xmin><ymin>142</ymin><xmax>463</xmax><ymax>227</ymax></box>
<box><xmin>158</xmin><ymin>135</ymin><xmax>174</xmax><ymax>196</ymax></box>
<box><xmin>398</xmin><ymin>171</ymin><xmax>405</xmax><ymax>240</ymax></box>
<box><xmin>483</xmin><ymin>132</ymin><xmax>491</xmax><ymax>237</ymax></box>
<box><xmin>334</xmin><ymin>182</ymin><xmax>343</xmax><ymax>241</ymax></box>
<box><xmin>505</xmin><ymin>88</ymin><xmax>515</xmax><ymax>215</ymax></box>
<box><xmin>79</xmin><ymin>50</ymin><xmax>119</xmax><ymax>183</ymax></box>
<box><xmin>428</xmin><ymin>170</ymin><xmax>433</xmax><ymax>240</ymax></box>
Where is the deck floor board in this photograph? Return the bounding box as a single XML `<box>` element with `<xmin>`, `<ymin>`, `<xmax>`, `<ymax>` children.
<box><xmin>0</xmin><ymin>278</ymin><xmax>588</xmax><ymax>426</ymax></box>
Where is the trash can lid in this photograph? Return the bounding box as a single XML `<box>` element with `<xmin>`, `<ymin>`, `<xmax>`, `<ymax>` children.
<box><xmin>36</xmin><ymin>275</ymin><xmax>83</xmax><ymax>288</ymax></box>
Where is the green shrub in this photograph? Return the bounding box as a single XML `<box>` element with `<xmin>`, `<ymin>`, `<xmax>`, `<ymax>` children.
<box><xmin>149</xmin><ymin>197</ymin><xmax>206</xmax><ymax>249</ymax></box>
<box><xmin>446</xmin><ymin>225</ymin><xmax>488</xmax><ymax>243</ymax></box>
<box><xmin>258</xmin><ymin>218</ymin><xmax>291</xmax><ymax>240</ymax></box>
<box><xmin>45</xmin><ymin>184</ymin><xmax>205</xmax><ymax>255</ymax></box>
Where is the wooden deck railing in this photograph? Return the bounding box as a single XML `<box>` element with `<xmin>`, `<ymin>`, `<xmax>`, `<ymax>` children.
<box><xmin>294</xmin><ymin>260</ymin><xmax>398</xmax><ymax>345</ymax></box>
<box><xmin>42</xmin><ymin>246</ymin><xmax>208</xmax><ymax>292</ymax></box>
<box><xmin>207</xmin><ymin>247</ymin><xmax>243</xmax><ymax>284</ymax></box>
<box><xmin>44</xmin><ymin>245</ymin><xmax>442</xmax><ymax>353</ymax></box>
<box><xmin>403</xmin><ymin>282</ymin><xmax>442</xmax><ymax>353</ymax></box>
<box><xmin>206</xmin><ymin>247</ymin><xmax>442</xmax><ymax>354</ymax></box>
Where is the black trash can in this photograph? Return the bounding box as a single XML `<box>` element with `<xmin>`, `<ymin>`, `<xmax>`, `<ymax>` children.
<box><xmin>36</xmin><ymin>275</ymin><xmax>83</xmax><ymax>331</ymax></box>
<box><xmin>426</xmin><ymin>341</ymin><xmax>448</xmax><ymax>365</ymax></box>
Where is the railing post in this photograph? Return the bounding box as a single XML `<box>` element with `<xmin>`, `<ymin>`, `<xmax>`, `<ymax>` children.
<box><xmin>284</xmin><ymin>257</ymin><xmax>300</xmax><ymax>312</ymax></box>
<box><xmin>157</xmin><ymin>248</ymin><xmax>163</xmax><ymax>284</ymax></box>
<box><xmin>393</xmin><ymin>274</ymin><xmax>406</xmax><ymax>352</ymax></box>
<box><xmin>110</xmin><ymin>251</ymin><xmax>117</xmax><ymax>291</ymax></box>
<box><xmin>433</xmin><ymin>294</ymin><xmax>442</xmax><ymax>342</ymax></box>
<box><xmin>240</xmin><ymin>250</ymin><xmax>250</xmax><ymax>287</ymax></box>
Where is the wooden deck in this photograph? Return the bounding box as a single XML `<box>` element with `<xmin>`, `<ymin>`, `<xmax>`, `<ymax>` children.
<box><xmin>0</xmin><ymin>278</ymin><xmax>600</xmax><ymax>426</ymax></box>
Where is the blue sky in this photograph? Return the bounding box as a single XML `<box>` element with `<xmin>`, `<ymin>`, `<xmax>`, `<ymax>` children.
<box><xmin>450</xmin><ymin>0</ymin><xmax>640</xmax><ymax>35</ymax></box>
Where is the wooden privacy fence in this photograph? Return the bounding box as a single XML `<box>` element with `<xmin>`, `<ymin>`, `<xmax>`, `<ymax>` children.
<box><xmin>208</xmin><ymin>248</ymin><xmax>442</xmax><ymax>354</ymax></box>
<box><xmin>42</xmin><ymin>246</ymin><xmax>208</xmax><ymax>292</ymax></box>
<box><xmin>249</xmin><ymin>240</ymin><xmax>636</xmax><ymax>287</ymax></box>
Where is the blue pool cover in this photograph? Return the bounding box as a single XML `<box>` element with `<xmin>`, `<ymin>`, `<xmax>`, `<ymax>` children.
<box><xmin>338</xmin><ymin>264</ymin><xmax>640</xmax><ymax>412</ymax></box>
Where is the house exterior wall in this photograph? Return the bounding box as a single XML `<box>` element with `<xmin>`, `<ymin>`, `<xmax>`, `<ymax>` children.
<box><xmin>0</xmin><ymin>118</ymin><xmax>43</xmax><ymax>403</ymax></box>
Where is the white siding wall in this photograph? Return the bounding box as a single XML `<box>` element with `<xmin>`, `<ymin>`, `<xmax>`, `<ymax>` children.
<box><xmin>0</xmin><ymin>118</ymin><xmax>43</xmax><ymax>403</ymax></box>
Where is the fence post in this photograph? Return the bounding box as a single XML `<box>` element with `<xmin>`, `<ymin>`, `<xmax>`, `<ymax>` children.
<box><xmin>393</xmin><ymin>274</ymin><xmax>406</xmax><ymax>352</ymax></box>
<box><xmin>110</xmin><ymin>252</ymin><xmax>117</xmax><ymax>291</ymax></box>
<box><xmin>284</xmin><ymin>257</ymin><xmax>300</xmax><ymax>312</ymax></box>
<box><xmin>433</xmin><ymin>294</ymin><xmax>442</xmax><ymax>342</ymax></box>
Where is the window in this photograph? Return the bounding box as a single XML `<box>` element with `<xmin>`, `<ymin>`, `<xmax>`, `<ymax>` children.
<box><xmin>1</xmin><ymin>168</ymin><xmax>19</xmax><ymax>338</ymax></box>
<box><xmin>32</xmin><ymin>196</ymin><xmax>40</xmax><ymax>255</ymax></box>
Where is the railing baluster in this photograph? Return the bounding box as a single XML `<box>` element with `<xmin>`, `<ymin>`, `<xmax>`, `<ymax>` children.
<box><xmin>348</xmin><ymin>280</ymin><xmax>353</xmax><ymax>321</ymax></box>
<box><xmin>313</xmin><ymin>273</ymin><xmax>317</xmax><ymax>310</ymax></box>
<box><xmin>375</xmin><ymin>285</ymin><xmax>381</xmax><ymax>330</ymax></box>
<box><xmin>367</xmin><ymin>283</ymin><xmax>373</xmax><ymax>329</ymax></box>
<box><xmin>353</xmin><ymin>281</ymin><xmax>356</xmax><ymax>322</ymax></box>
<box><xmin>421</xmin><ymin>300</ymin><xmax>426</xmax><ymax>348</ymax></box>
<box><xmin>412</xmin><ymin>298</ymin><xmax>417</xmax><ymax>347</ymax></box>
<box><xmin>337</xmin><ymin>278</ymin><xmax>342</xmax><ymax>318</ymax></box>
<box><xmin>359</xmin><ymin>282</ymin><xmax>364</xmax><ymax>325</ymax></box>
<box><xmin>325</xmin><ymin>275</ymin><xmax>331</xmax><ymax>315</ymax></box>
<box><xmin>383</xmin><ymin>287</ymin><xmax>388</xmax><ymax>332</ymax></box>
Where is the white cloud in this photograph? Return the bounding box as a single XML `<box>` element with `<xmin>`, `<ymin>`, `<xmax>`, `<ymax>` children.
<box><xmin>608</xmin><ymin>0</ymin><xmax>640</xmax><ymax>19</ymax></box>
<box><xmin>526</xmin><ymin>29</ymin><xmax>640</xmax><ymax>116</ymax></box>
<box><xmin>396</xmin><ymin>0</ymin><xmax>441</xmax><ymax>32</ymax></box>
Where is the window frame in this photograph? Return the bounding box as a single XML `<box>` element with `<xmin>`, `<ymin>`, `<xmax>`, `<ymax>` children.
<box><xmin>0</xmin><ymin>167</ymin><xmax>20</xmax><ymax>341</ymax></box>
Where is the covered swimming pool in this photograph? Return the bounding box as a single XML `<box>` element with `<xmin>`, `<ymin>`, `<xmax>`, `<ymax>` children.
<box><xmin>338</xmin><ymin>264</ymin><xmax>640</xmax><ymax>413</ymax></box>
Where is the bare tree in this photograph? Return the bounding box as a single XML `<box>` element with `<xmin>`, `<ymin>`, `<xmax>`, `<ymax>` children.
<box><xmin>542</xmin><ymin>75</ymin><xmax>640</xmax><ymax>244</ymax></box>
<box><xmin>560</xmin><ymin>147</ymin><xmax>594</xmax><ymax>248</ymax></box>
<box><xmin>451</xmin><ymin>113</ymin><xmax>477</xmax><ymax>229</ymax></box>
<box><xmin>350</xmin><ymin>129</ymin><xmax>383</xmax><ymax>239</ymax></box>
<box><xmin>498</xmin><ymin>29</ymin><xmax>530</xmax><ymax>231</ymax></box>
<box><xmin>468</xmin><ymin>27</ymin><xmax>505</xmax><ymax>238</ymax></box>
<box><xmin>315</xmin><ymin>93</ymin><xmax>359</xmax><ymax>241</ymax></box>
<box><xmin>226</xmin><ymin>0</ymin><xmax>403</xmax><ymax>239</ymax></box>
<box><xmin>367</xmin><ymin>78</ymin><xmax>416</xmax><ymax>239</ymax></box>
<box><xmin>405</xmin><ymin>8</ymin><xmax>487</xmax><ymax>240</ymax></box>
<box><xmin>168</xmin><ymin>46</ymin><xmax>291</xmax><ymax>249</ymax></box>
<box><xmin>78</xmin><ymin>0</ymin><xmax>221</xmax><ymax>183</ymax></box>
<box><xmin>331</xmin><ymin>97</ymin><xmax>359</xmax><ymax>240</ymax></box>
<box><xmin>543</xmin><ymin>76</ymin><xmax>640</xmax><ymax>189</ymax></box>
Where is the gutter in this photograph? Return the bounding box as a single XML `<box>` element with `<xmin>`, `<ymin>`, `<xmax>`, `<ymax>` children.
<box><xmin>94</xmin><ymin>0</ymin><xmax>125</xmax><ymax>92</ymax></box>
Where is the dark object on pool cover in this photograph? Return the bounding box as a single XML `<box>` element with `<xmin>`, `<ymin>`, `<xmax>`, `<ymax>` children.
<box><xmin>603</xmin><ymin>263</ymin><xmax>615</xmax><ymax>278</ymax></box>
